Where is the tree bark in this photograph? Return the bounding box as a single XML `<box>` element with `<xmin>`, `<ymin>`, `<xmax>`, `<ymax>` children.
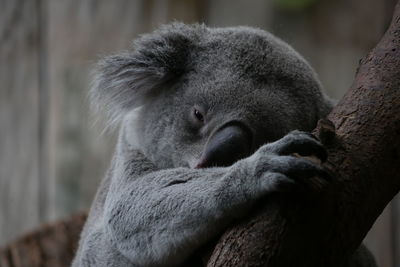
<box><xmin>0</xmin><ymin>213</ymin><xmax>86</xmax><ymax>267</ymax></box>
<box><xmin>207</xmin><ymin>1</ymin><xmax>400</xmax><ymax>267</ymax></box>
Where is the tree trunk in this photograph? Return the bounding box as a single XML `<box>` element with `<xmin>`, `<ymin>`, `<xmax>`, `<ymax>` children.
<box><xmin>207</xmin><ymin>1</ymin><xmax>400</xmax><ymax>267</ymax></box>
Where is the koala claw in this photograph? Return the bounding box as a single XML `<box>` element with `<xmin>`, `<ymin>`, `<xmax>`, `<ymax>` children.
<box><xmin>264</xmin><ymin>156</ymin><xmax>331</xmax><ymax>192</ymax></box>
<box><xmin>267</xmin><ymin>130</ymin><xmax>328</xmax><ymax>162</ymax></box>
<box><xmin>280</xmin><ymin>156</ymin><xmax>331</xmax><ymax>191</ymax></box>
<box><xmin>253</xmin><ymin>131</ymin><xmax>331</xmax><ymax>192</ymax></box>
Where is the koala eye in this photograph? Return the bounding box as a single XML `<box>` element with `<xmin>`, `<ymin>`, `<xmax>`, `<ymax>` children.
<box><xmin>193</xmin><ymin>108</ymin><xmax>204</xmax><ymax>123</ymax></box>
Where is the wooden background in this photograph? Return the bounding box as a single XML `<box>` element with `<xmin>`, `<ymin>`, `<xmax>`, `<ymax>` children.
<box><xmin>0</xmin><ymin>0</ymin><xmax>398</xmax><ymax>266</ymax></box>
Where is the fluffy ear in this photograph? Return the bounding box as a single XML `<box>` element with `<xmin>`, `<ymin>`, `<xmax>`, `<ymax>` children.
<box><xmin>90</xmin><ymin>23</ymin><xmax>204</xmax><ymax>125</ymax></box>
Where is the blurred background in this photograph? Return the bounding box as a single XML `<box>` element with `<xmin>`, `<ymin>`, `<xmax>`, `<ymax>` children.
<box><xmin>0</xmin><ymin>0</ymin><xmax>399</xmax><ymax>266</ymax></box>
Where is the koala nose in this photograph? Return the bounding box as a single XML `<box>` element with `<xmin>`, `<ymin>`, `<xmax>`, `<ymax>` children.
<box><xmin>195</xmin><ymin>122</ymin><xmax>252</xmax><ymax>168</ymax></box>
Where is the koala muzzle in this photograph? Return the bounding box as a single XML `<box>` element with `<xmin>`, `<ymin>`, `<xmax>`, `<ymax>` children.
<box><xmin>195</xmin><ymin>123</ymin><xmax>252</xmax><ymax>168</ymax></box>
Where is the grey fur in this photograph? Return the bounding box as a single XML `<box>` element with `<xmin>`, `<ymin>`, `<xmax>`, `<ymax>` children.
<box><xmin>73</xmin><ymin>23</ymin><xmax>373</xmax><ymax>267</ymax></box>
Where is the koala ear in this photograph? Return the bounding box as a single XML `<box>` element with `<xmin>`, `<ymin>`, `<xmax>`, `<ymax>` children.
<box><xmin>91</xmin><ymin>23</ymin><xmax>203</xmax><ymax>125</ymax></box>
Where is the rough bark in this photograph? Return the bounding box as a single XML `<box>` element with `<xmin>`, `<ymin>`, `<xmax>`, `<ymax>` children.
<box><xmin>0</xmin><ymin>213</ymin><xmax>86</xmax><ymax>267</ymax></box>
<box><xmin>207</xmin><ymin>1</ymin><xmax>400</xmax><ymax>267</ymax></box>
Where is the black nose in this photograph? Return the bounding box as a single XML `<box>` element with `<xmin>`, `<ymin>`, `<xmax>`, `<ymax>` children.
<box><xmin>195</xmin><ymin>123</ymin><xmax>252</xmax><ymax>168</ymax></box>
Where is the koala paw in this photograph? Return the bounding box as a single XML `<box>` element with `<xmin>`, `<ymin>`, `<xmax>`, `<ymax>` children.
<box><xmin>267</xmin><ymin>130</ymin><xmax>328</xmax><ymax>162</ymax></box>
<box><xmin>252</xmin><ymin>131</ymin><xmax>331</xmax><ymax>192</ymax></box>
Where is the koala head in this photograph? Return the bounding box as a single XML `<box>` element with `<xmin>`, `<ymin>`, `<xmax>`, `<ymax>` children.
<box><xmin>92</xmin><ymin>23</ymin><xmax>332</xmax><ymax>169</ymax></box>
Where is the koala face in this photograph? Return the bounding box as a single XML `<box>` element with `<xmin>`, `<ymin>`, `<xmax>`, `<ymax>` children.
<box><xmin>92</xmin><ymin>23</ymin><xmax>332</xmax><ymax>169</ymax></box>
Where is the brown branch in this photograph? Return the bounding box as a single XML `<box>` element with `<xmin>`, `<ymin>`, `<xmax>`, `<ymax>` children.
<box><xmin>207</xmin><ymin>1</ymin><xmax>400</xmax><ymax>266</ymax></box>
<box><xmin>0</xmin><ymin>213</ymin><xmax>86</xmax><ymax>267</ymax></box>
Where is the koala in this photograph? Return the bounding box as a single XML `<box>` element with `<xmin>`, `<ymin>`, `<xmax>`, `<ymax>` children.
<box><xmin>73</xmin><ymin>23</ymin><xmax>376</xmax><ymax>267</ymax></box>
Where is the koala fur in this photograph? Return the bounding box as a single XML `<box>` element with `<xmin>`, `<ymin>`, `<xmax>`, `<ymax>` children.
<box><xmin>72</xmin><ymin>23</ymin><xmax>375</xmax><ymax>267</ymax></box>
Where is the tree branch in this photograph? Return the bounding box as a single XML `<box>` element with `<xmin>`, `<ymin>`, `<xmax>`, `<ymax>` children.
<box><xmin>207</xmin><ymin>1</ymin><xmax>400</xmax><ymax>266</ymax></box>
<box><xmin>0</xmin><ymin>213</ymin><xmax>86</xmax><ymax>267</ymax></box>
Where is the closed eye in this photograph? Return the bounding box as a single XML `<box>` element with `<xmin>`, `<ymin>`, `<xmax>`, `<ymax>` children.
<box><xmin>193</xmin><ymin>108</ymin><xmax>204</xmax><ymax>122</ymax></box>
<box><xmin>164</xmin><ymin>180</ymin><xmax>188</xmax><ymax>187</ymax></box>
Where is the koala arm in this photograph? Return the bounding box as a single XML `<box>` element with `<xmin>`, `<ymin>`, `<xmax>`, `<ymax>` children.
<box><xmin>74</xmin><ymin>132</ymin><xmax>329</xmax><ymax>267</ymax></box>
